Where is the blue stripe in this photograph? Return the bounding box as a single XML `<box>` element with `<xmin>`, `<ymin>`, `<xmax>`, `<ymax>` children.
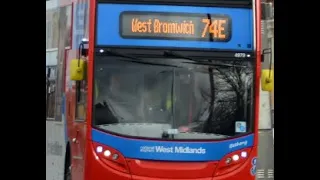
<box><xmin>96</xmin><ymin>4</ymin><xmax>253</xmax><ymax>50</ymax></box>
<box><xmin>92</xmin><ymin>129</ymin><xmax>254</xmax><ymax>161</ymax></box>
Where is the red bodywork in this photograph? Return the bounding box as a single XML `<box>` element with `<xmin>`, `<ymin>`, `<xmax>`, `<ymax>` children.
<box><xmin>64</xmin><ymin>0</ymin><xmax>262</xmax><ymax>179</ymax></box>
<box><xmin>84</xmin><ymin>143</ymin><xmax>258</xmax><ymax>180</ymax></box>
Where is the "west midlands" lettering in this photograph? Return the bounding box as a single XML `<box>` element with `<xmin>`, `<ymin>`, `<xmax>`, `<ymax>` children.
<box><xmin>141</xmin><ymin>146</ymin><xmax>206</xmax><ymax>154</ymax></box>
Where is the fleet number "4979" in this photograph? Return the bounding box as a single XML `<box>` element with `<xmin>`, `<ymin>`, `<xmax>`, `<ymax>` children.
<box><xmin>234</xmin><ymin>53</ymin><xmax>247</xmax><ymax>58</ymax></box>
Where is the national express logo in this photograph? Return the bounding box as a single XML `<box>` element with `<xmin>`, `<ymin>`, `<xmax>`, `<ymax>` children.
<box><xmin>140</xmin><ymin>146</ymin><xmax>206</xmax><ymax>154</ymax></box>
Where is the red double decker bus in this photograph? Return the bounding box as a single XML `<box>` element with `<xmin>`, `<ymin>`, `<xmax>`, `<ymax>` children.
<box><xmin>46</xmin><ymin>0</ymin><xmax>273</xmax><ymax>179</ymax></box>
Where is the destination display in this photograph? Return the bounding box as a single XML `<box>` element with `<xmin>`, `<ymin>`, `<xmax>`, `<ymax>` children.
<box><xmin>120</xmin><ymin>12</ymin><xmax>231</xmax><ymax>42</ymax></box>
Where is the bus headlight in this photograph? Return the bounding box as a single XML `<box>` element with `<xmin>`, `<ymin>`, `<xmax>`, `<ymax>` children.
<box><xmin>241</xmin><ymin>151</ymin><xmax>248</xmax><ymax>158</ymax></box>
<box><xmin>104</xmin><ymin>150</ymin><xmax>111</xmax><ymax>157</ymax></box>
<box><xmin>232</xmin><ymin>154</ymin><xmax>240</xmax><ymax>161</ymax></box>
<box><xmin>96</xmin><ymin>146</ymin><xmax>103</xmax><ymax>153</ymax></box>
<box><xmin>225</xmin><ymin>158</ymin><xmax>232</xmax><ymax>164</ymax></box>
<box><xmin>112</xmin><ymin>153</ymin><xmax>119</xmax><ymax>160</ymax></box>
<box><xmin>92</xmin><ymin>142</ymin><xmax>130</xmax><ymax>173</ymax></box>
<box><xmin>215</xmin><ymin>147</ymin><xmax>252</xmax><ymax>176</ymax></box>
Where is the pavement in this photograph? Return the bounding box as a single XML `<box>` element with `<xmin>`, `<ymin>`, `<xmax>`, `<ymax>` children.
<box><xmin>256</xmin><ymin>130</ymin><xmax>274</xmax><ymax>179</ymax></box>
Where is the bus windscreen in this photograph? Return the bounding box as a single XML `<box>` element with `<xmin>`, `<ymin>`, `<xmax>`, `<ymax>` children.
<box><xmin>93</xmin><ymin>57</ymin><xmax>254</xmax><ymax>140</ymax></box>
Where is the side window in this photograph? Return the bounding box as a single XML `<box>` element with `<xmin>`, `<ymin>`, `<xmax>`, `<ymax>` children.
<box><xmin>261</xmin><ymin>2</ymin><xmax>273</xmax><ymax>20</ymax></box>
<box><xmin>75</xmin><ymin>65</ymin><xmax>88</xmax><ymax>121</ymax></box>
<box><xmin>46</xmin><ymin>9</ymin><xmax>59</xmax><ymax>49</ymax></box>
<box><xmin>46</xmin><ymin>20</ymin><xmax>52</xmax><ymax>49</ymax></box>
<box><xmin>46</xmin><ymin>66</ymin><xmax>56</xmax><ymax>119</ymax></box>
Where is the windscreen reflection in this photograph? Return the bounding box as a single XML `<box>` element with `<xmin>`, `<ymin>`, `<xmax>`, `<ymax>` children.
<box><xmin>93</xmin><ymin>57</ymin><xmax>254</xmax><ymax>140</ymax></box>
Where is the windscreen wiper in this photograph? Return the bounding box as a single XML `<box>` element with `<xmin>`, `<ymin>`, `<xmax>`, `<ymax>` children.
<box><xmin>105</xmin><ymin>49</ymin><xmax>140</xmax><ymax>60</ymax></box>
<box><xmin>95</xmin><ymin>98</ymin><xmax>125</xmax><ymax>121</ymax></box>
<box><xmin>104</xmin><ymin>49</ymin><xmax>178</xmax><ymax>67</ymax></box>
<box><xmin>163</xmin><ymin>50</ymin><xmax>246</xmax><ymax>68</ymax></box>
<box><xmin>164</xmin><ymin>50</ymin><xmax>194</xmax><ymax>60</ymax></box>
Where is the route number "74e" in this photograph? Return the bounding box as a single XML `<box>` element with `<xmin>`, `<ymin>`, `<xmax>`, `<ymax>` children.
<box><xmin>201</xmin><ymin>19</ymin><xmax>227</xmax><ymax>39</ymax></box>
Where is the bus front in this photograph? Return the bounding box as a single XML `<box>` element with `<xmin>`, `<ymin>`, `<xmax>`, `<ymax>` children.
<box><xmin>86</xmin><ymin>0</ymin><xmax>259</xmax><ymax>179</ymax></box>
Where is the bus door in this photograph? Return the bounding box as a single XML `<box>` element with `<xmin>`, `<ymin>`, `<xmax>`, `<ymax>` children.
<box><xmin>66</xmin><ymin>49</ymin><xmax>88</xmax><ymax>180</ymax></box>
<box><xmin>70</xmin><ymin>79</ymin><xmax>87</xmax><ymax>180</ymax></box>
